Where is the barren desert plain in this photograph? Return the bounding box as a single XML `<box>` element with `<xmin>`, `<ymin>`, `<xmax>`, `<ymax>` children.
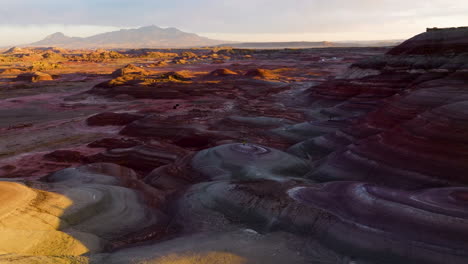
<box><xmin>0</xmin><ymin>27</ymin><xmax>467</xmax><ymax>264</ymax></box>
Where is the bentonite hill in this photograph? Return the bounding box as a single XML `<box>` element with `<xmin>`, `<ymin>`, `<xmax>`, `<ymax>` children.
<box><xmin>0</xmin><ymin>26</ymin><xmax>467</xmax><ymax>264</ymax></box>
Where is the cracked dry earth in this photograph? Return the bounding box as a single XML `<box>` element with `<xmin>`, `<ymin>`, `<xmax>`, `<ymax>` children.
<box><xmin>1</xmin><ymin>28</ymin><xmax>468</xmax><ymax>264</ymax></box>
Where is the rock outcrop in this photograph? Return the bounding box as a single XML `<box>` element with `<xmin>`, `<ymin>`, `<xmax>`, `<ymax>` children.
<box><xmin>388</xmin><ymin>27</ymin><xmax>468</xmax><ymax>55</ymax></box>
<box><xmin>112</xmin><ymin>64</ymin><xmax>148</xmax><ymax>77</ymax></box>
<box><xmin>0</xmin><ymin>68</ymin><xmax>25</xmax><ymax>75</ymax></box>
<box><xmin>207</xmin><ymin>68</ymin><xmax>239</xmax><ymax>77</ymax></box>
<box><xmin>245</xmin><ymin>68</ymin><xmax>279</xmax><ymax>80</ymax></box>
<box><xmin>15</xmin><ymin>71</ymin><xmax>53</xmax><ymax>82</ymax></box>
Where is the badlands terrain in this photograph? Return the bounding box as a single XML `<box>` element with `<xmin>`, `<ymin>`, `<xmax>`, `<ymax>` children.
<box><xmin>0</xmin><ymin>27</ymin><xmax>467</xmax><ymax>264</ymax></box>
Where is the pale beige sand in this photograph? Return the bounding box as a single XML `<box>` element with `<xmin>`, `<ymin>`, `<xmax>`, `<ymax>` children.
<box><xmin>0</xmin><ymin>182</ymin><xmax>97</xmax><ymax>256</ymax></box>
<box><xmin>0</xmin><ymin>255</ymin><xmax>89</xmax><ymax>264</ymax></box>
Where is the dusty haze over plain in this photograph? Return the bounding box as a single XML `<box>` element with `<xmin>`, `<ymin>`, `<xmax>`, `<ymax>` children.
<box><xmin>0</xmin><ymin>0</ymin><xmax>467</xmax><ymax>46</ymax></box>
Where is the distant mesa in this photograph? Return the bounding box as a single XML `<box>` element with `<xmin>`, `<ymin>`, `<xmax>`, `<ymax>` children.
<box><xmin>218</xmin><ymin>40</ymin><xmax>402</xmax><ymax>49</ymax></box>
<box><xmin>426</xmin><ymin>26</ymin><xmax>468</xmax><ymax>32</ymax></box>
<box><xmin>29</xmin><ymin>25</ymin><xmax>224</xmax><ymax>49</ymax></box>
<box><xmin>220</xmin><ymin>41</ymin><xmax>336</xmax><ymax>49</ymax></box>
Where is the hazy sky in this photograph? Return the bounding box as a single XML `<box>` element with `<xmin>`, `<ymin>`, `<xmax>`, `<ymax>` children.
<box><xmin>0</xmin><ymin>0</ymin><xmax>467</xmax><ymax>46</ymax></box>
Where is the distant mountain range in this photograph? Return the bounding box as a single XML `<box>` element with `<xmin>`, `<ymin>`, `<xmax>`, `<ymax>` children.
<box><xmin>29</xmin><ymin>25</ymin><xmax>225</xmax><ymax>49</ymax></box>
<box><xmin>25</xmin><ymin>25</ymin><xmax>401</xmax><ymax>49</ymax></box>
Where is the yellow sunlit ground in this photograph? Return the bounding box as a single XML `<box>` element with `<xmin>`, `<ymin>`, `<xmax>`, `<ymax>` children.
<box><xmin>0</xmin><ymin>182</ymin><xmax>91</xmax><ymax>256</ymax></box>
<box><xmin>142</xmin><ymin>252</ymin><xmax>247</xmax><ymax>264</ymax></box>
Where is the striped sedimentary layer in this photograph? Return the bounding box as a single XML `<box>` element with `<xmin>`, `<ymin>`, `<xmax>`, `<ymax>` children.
<box><xmin>175</xmin><ymin>179</ymin><xmax>468</xmax><ymax>264</ymax></box>
<box><xmin>289</xmin><ymin>182</ymin><xmax>468</xmax><ymax>264</ymax></box>
<box><xmin>191</xmin><ymin>143</ymin><xmax>310</xmax><ymax>181</ymax></box>
<box><xmin>0</xmin><ymin>163</ymin><xmax>164</xmax><ymax>258</ymax></box>
<box><xmin>88</xmin><ymin>143</ymin><xmax>188</xmax><ymax>174</ymax></box>
<box><xmin>293</xmin><ymin>28</ymin><xmax>468</xmax><ymax>189</ymax></box>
